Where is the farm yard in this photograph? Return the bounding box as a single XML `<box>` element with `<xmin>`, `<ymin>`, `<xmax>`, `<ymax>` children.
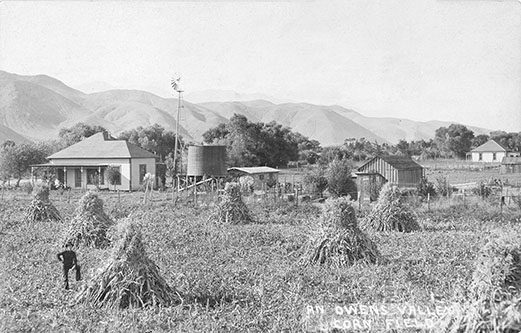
<box><xmin>1</xmin><ymin>172</ymin><xmax>521</xmax><ymax>332</ymax></box>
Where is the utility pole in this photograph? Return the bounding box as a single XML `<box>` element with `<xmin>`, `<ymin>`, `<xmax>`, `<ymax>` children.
<box><xmin>171</xmin><ymin>76</ymin><xmax>183</xmax><ymax>191</ymax></box>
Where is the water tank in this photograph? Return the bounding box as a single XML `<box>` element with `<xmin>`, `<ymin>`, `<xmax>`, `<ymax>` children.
<box><xmin>186</xmin><ymin>145</ymin><xmax>227</xmax><ymax>176</ymax></box>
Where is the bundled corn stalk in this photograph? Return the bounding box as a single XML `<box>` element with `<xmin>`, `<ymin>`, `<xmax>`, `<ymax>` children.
<box><xmin>76</xmin><ymin>220</ymin><xmax>182</xmax><ymax>308</ymax></box>
<box><xmin>440</xmin><ymin>231</ymin><xmax>521</xmax><ymax>332</ymax></box>
<box><xmin>361</xmin><ymin>183</ymin><xmax>419</xmax><ymax>232</ymax></box>
<box><xmin>62</xmin><ymin>191</ymin><xmax>113</xmax><ymax>248</ymax></box>
<box><xmin>24</xmin><ymin>183</ymin><xmax>61</xmax><ymax>222</ymax></box>
<box><xmin>305</xmin><ymin>197</ymin><xmax>379</xmax><ymax>268</ymax></box>
<box><xmin>209</xmin><ymin>182</ymin><xmax>253</xmax><ymax>224</ymax></box>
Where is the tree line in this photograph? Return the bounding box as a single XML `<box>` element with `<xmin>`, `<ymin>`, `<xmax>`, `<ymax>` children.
<box><xmin>1</xmin><ymin>117</ymin><xmax>520</xmax><ymax>187</ymax></box>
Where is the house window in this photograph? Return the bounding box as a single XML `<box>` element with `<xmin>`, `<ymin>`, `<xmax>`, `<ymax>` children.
<box><xmin>492</xmin><ymin>153</ymin><xmax>497</xmax><ymax>161</ymax></box>
<box><xmin>87</xmin><ymin>169</ymin><xmax>105</xmax><ymax>185</ymax></box>
<box><xmin>259</xmin><ymin>174</ymin><xmax>264</xmax><ymax>180</ymax></box>
<box><xmin>139</xmin><ymin>164</ymin><xmax>147</xmax><ymax>184</ymax></box>
<box><xmin>75</xmin><ymin>169</ymin><xmax>82</xmax><ymax>188</ymax></box>
<box><xmin>479</xmin><ymin>153</ymin><xmax>483</xmax><ymax>161</ymax></box>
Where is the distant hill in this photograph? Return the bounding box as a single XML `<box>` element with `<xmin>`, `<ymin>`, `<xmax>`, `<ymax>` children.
<box><xmin>0</xmin><ymin>70</ymin><xmax>493</xmax><ymax>146</ymax></box>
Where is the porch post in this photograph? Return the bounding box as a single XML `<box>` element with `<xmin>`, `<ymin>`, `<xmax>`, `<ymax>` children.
<box><xmin>31</xmin><ymin>166</ymin><xmax>34</xmax><ymax>185</ymax></box>
<box><xmin>63</xmin><ymin>167</ymin><xmax>67</xmax><ymax>188</ymax></box>
<box><xmin>98</xmin><ymin>166</ymin><xmax>101</xmax><ymax>187</ymax></box>
<box><xmin>80</xmin><ymin>166</ymin><xmax>85</xmax><ymax>190</ymax></box>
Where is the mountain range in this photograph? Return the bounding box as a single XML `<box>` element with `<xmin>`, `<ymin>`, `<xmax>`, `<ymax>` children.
<box><xmin>0</xmin><ymin>70</ymin><xmax>490</xmax><ymax>146</ymax></box>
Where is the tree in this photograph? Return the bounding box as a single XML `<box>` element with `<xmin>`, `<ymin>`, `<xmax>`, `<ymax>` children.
<box><xmin>202</xmin><ymin>114</ymin><xmax>318</xmax><ymax>168</ymax></box>
<box><xmin>118</xmin><ymin>124</ymin><xmax>180</xmax><ymax>161</ymax></box>
<box><xmin>434</xmin><ymin>124</ymin><xmax>474</xmax><ymax>158</ymax></box>
<box><xmin>303</xmin><ymin>166</ymin><xmax>328</xmax><ymax>198</ymax></box>
<box><xmin>472</xmin><ymin>134</ymin><xmax>490</xmax><ymax>148</ymax></box>
<box><xmin>446</xmin><ymin>124</ymin><xmax>474</xmax><ymax>158</ymax></box>
<box><xmin>325</xmin><ymin>159</ymin><xmax>357</xmax><ymax>199</ymax></box>
<box><xmin>106</xmin><ymin>166</ymin><xmax>121</xmax><ymax>191</ymax></box>
<box><xmin>59</xmin><ymin>123</ymin><xmax>107</xmax><ymax>147</ymax></box>
<box><xmin>0</xmin><ymin>143</ymin><xmax>49</xmax><ymax>186</ymax></box>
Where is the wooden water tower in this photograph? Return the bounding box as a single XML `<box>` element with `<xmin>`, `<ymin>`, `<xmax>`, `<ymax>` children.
<box><xmin>187</xmin><ymin>145</ymin><xmax>227</xmax><ymax>176</ymax></box>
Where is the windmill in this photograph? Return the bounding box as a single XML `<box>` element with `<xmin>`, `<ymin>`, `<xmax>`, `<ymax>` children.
<box><xmin>170</xmin><ymin>75</ymin><xmax>184</xmax><ymax>184</ymax></box>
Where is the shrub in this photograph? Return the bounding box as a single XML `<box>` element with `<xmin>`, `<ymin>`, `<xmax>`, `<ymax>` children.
<box><xmin>417</xmin><ymin>176</ymin><xmax>436</xmax><ymax>198</ymax></box>
<box><xmin>325</xmin><ymin>159</ymin><xmax>357</xmax><ymax>199</ymax></box>
<box><xmin>303</xmin><ymin>166</ymin><xmax>327</xmax><ymax>198</ymax></box>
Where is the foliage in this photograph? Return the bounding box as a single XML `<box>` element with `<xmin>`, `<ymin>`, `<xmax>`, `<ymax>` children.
<box><xmin>106</xmin><ymin>166</ymin><xmax>121</xmax><ymax>190</ymax></box>
<box><xmin>58</xmin><ymin>122</ymin><xmax>107</xmax><ymax>147</ymax></box>
<box><xmin>417</xmin><ymin>176</ymin><xmax>436</xmax><ymax>198</ymax></box>
<box><xmin>118</xmin><ymin>124</ymin><xmax>181</xmax><ymax>161</ymax></box>
<box><xmin>435</xmin><ymin>175</ymin><xmax>452</xmax><ymax>197</ymax></box>
<box><xmin>473</xmin><ymin>181</ymin><xmax>493</xmax><ymax>198</ymax></box>
<box><xmin>325</xmin><ymin>159</ymin><xmax>357</xmax><ymax>199</ymax></box>
<box><xmin>490</xmin><ymin>131</ymin><xmax>521</xmax><ymax>152</ymax></box>
<box><xmin>202</xmin><ymin>114</ymin><xmax>320</xmax><ymax>168</ymax></box>
<box><xmin>435</xmin><ymin>124</ymin><xmax>475</xmax><ymax>158</ymax></box>
<box><xmin>0</xmin><ymin>142</ymin><xmax>51</xmax><ymax>186</ymax></box>
<box><xmin>303</xmin><ymin>165</ymin><xmax>328</xmax><ymax>197</ymax></box>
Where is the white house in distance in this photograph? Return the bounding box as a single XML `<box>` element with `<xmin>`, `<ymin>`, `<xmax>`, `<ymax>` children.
<box><xmin>467</xmin><ymin>139</ymin><xmax>521</xmax><ymax>162</ymax></box>
<box><xmin>32</xmin><ymin>132</ymin><xmax>157</xmax><ymax>191</ymax></box>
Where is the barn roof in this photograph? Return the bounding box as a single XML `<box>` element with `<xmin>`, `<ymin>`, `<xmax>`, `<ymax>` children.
<box><xmin>358</xmin><ymin>155</ymin><xmax>423</xmax><ymax>171</ymax></box>
<box><xmin>48</xmin><ymin>132</ymin><xmax>157</xmax><ymax>159</ymax></box>
<box><xmin>228</xmin><ymin>166</ymin><xmax>280</xmax><ymax>174</ymax></box>
<box><xmin>471</xmin><ymin>139</ymin><xmax>508</xmax><ymax>153</ymax></box>
<box><xmin>502</xmin><ymin>157</ymin><xmax>521</xmax><ymax>165</ymax></box>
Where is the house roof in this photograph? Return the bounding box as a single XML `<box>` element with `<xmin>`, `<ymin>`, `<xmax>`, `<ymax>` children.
<box><xmin>48</xmin><ymin>132</ymin><xmax>157</xmax><ymax>159</ymax></box>
<box><xmin>358</xmin><ymin>155</ymin><xmax>423</xmax><ymax>171</ymax></box>
<box><xmin>471</xmin><ymin>139</ymin><xmax>508</xmax><ymax>153</ymax></box>
<box><xmin>502</xmin><ymin>157</ymin><xmax>521</xmax><ymax>165</ymax></box>
<box><xmin>228</xmin><ymin>166</ymin><xmax>280</xmax><ymax>174</ymax></box>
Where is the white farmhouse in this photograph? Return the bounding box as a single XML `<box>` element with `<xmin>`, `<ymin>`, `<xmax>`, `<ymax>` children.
<box><xmin>468</xmin><ymin>139</ymin><xmax>520</xmax><ymax>163</ymax></box>
<box><xmin>32</xmin><ymin>132</ymin><xmax>157</xmax><ymax>191</ymax></box>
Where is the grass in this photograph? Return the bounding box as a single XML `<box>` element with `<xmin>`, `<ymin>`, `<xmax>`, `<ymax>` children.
<box><xmin>1</xmin><ymin>188</ymin><xmax>521</xmax><ymax>332</ymax></box>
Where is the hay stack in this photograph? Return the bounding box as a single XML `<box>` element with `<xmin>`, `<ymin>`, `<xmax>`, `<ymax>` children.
<box><xmin>209</xmin><ymin>182</ymin><xmax>253</xmax><ymax>224</ymax></box>
<box><xmin>440</xmin><ymin>232</ymin><xmax>521</xmax><ymax>332</ymax></box>
<box><xmin>62</xmin><ymin>191</ymin><xmax>113</xmax><ymax>248</ymax></box>
<box><xmin>305</xmin><ymin>197</ymin><xmax>379</xmax><ymax>267</ymax></box>
<box><xmin>24</xmin><ymin>183</ymin><xmax>61</xmax><ymax>222</ymax></box>
<box><xmin>361</xmin><ymin>183</ymin><xmax>419</xmax><ymax>232</ymax></box>
<box><xmin>76</xmin><ymin>221</ymin><xmax>182</xmax><ymax>308</ymax></box>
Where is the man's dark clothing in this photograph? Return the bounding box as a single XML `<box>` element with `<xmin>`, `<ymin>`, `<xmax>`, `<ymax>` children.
<box><xmin>57</xmin><ymin>250</ymin><xmax>77</xmax><ymax>289</ymax></box>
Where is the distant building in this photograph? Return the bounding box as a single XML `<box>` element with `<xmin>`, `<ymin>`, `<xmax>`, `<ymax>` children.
<box><xmin>356</xmin><ymin>155</ymin><xmax>424</xmax><ymax>201</ymax></box>
<box><xmin>467</xmin><ymin>139</ymin><xmax>520</xmax><ymax>163</ymax></box>
<box><xmin>501</xmin><ymin>157</ymin><xmax>521</xmax><ymax>174</ymax></box>
<box><xmin>31</xmin><ymin>132</ymin><xmax>158</xmax><ymax>191</ymax></box>
<box><xmin>228</xmin><ymin>166</ymin><xmax>279</xmax><ymax>191</ymax></box>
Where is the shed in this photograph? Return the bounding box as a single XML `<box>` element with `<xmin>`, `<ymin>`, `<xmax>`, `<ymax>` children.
<box><xmin>31</xmin><ymin>132</ymin><xmax>158</xmax><ymax>191</ymax></box>
<box><xmin>228</xmin><ymin>166</ymin><xmax>279</xmax><ymax>191</ymax></box>
<box><xmin>501</xmin><ymin>157</ymin><xmax>521</xmax><ymax>174</ymax></box>
<box><xmin>356</xmin><ymin>155</ymin><xmax>424</xmax><ymax>201</ymax></box>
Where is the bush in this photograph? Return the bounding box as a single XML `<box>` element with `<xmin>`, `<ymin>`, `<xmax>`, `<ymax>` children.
<box><xmin>303</xmin><ymin>166</ymin><xmax>327</xmax><ymax>198</ymax></box>
<box><xmin>417</xmin><ymin>176</ymin><xmax>436</xmax><ymax>198</ymax></box>
<box><xmin>325</xmin><ymin>159</ymin><xmax>357</xmax><ymax>199</ymax></box>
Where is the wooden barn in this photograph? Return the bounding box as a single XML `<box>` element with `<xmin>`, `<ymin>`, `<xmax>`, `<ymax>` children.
<box><xmin>501</xmin><ymin>157</ymin><xmax>521</xmax><ymax>174</ymax></box>
<box><xmin>356</xmin><ymin>155</ymin><xmax>424</xmax><ymax>202</ymax></box>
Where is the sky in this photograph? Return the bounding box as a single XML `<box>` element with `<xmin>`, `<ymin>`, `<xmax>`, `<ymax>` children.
<box><xmin>0</xmin><ymin>0</ymin><xmax>520</xmax><ymax>132</ymax></box>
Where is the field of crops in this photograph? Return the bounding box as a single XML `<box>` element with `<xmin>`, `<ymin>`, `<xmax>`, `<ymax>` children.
<box><xmin>1</xmin><ymin>188</ymin><xmax>521</xmax><ymax>332</ymax></box>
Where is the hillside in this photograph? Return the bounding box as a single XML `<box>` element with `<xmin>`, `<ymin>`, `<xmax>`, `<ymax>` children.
<box><xmin>0</xmin><ymin>70</ymin><xmax>493</xmax><ymax>145</ymax></box>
